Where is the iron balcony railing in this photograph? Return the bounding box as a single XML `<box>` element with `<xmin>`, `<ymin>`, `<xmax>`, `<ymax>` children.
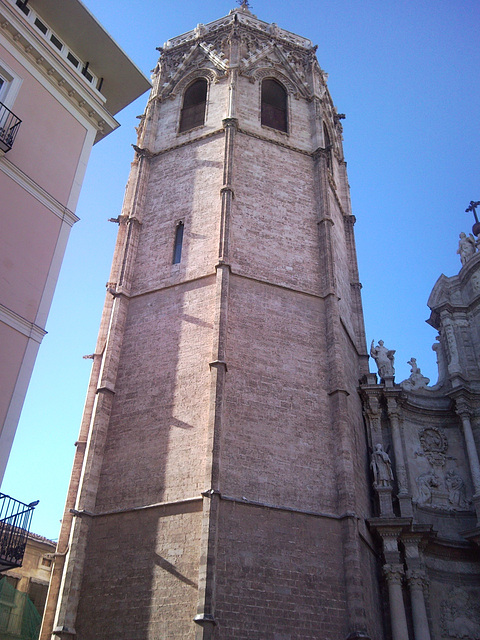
<box><xmin>0</xmin><ymin>493</ymin><xmax>38</xmax><ymax>572</ymax></box>
<box><xmin>0</xmin><ymin>102</ymin><xmax>22</xmax><ymax>153</ymax></box>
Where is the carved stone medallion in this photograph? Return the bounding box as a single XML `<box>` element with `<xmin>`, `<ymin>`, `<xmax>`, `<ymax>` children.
<box><xmin>419</xmin><ymin>427</ymin><xmax>448</xmax><ymax>467</ymax></box>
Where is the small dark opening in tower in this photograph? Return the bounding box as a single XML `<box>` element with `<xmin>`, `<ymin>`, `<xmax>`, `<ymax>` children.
<box><xmin>173</xmin><ymin>222</ymin><xmax>184</xmax><ymax>264</ymax></box>
<box><xmin>179</xmin><ymin>78</ymin><xmax>207</xmax><ymax>132</ymax></box>
<box><xmin>323</xmin><ymin>122</ymin><xmax>332</xmax><ymax>169</ymax></box>
<box><xmin>261</xmin><ymin>78</ymin><xmax>288</xmax><ymax>132</ymax></box>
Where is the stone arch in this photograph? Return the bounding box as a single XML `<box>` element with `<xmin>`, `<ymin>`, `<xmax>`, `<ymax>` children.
<box><xmin>169</xmin><ymin>68</ymin><xmax>218</xmax><ymax>100</ymax></box>
<box><xmin>251</xmin><ymin>66</ymin><xmax>300</xmax><ymax>97</ymax></box>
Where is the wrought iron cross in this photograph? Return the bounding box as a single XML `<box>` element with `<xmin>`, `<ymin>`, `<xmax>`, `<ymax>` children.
<box><xmin>466</xmin><ymin>200</ymin><xmax>480</xmax><ymax>224</ymax></box>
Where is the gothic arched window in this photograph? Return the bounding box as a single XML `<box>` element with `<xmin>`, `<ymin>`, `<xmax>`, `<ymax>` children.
<box><xmin>173</xmin><ymin>222</ymin><xmax>184</xmax><ymax>264</ymax></box>
<box><xmin>261</xmin><ymin>78</ymin><xmax>288</xmax><ymax>132</ymax></box>
<box><xmin>179</xmin><ymin>78</ymin><xmax>207</xmax><ymax>132</ymax></box>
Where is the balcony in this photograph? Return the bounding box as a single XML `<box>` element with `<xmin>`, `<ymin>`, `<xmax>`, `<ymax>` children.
<box><xmin>0</xmin><ymin>494</ymin><xmax>38</xmax><ymax>572</ymax></box>
<box><xmin>0</xmin><ymin>102</ymin><xmax>21</xmax><ymax>153</ymax></box>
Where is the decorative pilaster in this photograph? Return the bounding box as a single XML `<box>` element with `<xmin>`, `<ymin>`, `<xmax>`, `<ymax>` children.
<box><xmin>344</xmin><ymin>214</ymin><xmax>369</xmax><ymax>375</ymax></box>
<box><xmin>312</xmin><ymin>146</ymin><xmax>371</xmax><ymax>640</ymax></box>
<box><xmin>194</xmin><ymin>90</ymin><xmax>238</xmax><ymax>640</ymax></box>
<box><xmin>364</xmin><ymin>394</ymin><xmax>382</xmax><ymax>443</ymax></box>
<box><xmin>386</xmin><ymin>397</ymin><xmax>412</xmax><ymax>516</ymax></box>
<box><xmin>441</xmin><ymin>313</ymin><xmax>461</xmax><ymax>377</ymax></box>
<box><xmin>42</xmin><ymin>129</ymin><xmax>152</xmax><ymax>640</ymax></box>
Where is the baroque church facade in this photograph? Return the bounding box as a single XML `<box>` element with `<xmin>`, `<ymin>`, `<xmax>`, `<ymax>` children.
<box><xmin>41</xmin><ymin>6</ymin><xmax>480</xmax><ymax>640</ymax></box>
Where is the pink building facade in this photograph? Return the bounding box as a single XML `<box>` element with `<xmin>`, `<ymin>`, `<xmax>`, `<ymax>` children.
<box><xmin>0</xmin><ymin>0</ymin><xmax>150</xmax><ymax>483</ymax></box>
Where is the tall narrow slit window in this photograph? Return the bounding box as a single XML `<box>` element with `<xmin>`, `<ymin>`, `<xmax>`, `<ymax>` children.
<box><xmin>179</xmin><ymin>78</ymin><xmax>207</xmax><ymax>132</ymax></box>
<box><xmin>173</xmin><ymin>222</ymin><xmax>184</xmax><ymax>264</ymax></box>
<box><xmin>261</xmin><ymin>78</ymin><xmax>288</xmax><ymax>132</ymax></box>
<box><xmin>323</xmin><ymin>122</ymin><xmax>332</xmax><ymax>170</ymax></box>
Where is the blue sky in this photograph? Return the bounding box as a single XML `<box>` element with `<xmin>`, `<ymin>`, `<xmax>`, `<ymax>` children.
<box><xmin>3</xmin><ymin>0</ymin><xmax>479</xmax><ymax>539</ymax></box>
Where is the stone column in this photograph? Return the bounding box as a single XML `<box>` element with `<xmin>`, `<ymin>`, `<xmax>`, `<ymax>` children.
<box><xmin>387</xmin><ymin>397</ymin><xmax>412</xmax><ymax>516</ymax></box>
<box><xmin>383</xmin><ymin>564</ymin><xmax>409</xmax><ymax>640</ymax></box>
<box><xmin>407</xmin><ymin>570</ymin><xmax>431</xmax><ymax>640</ymax></box>
<box><xmin>455</xmin><ymin>399</ymin><xmax>480</xmax><ymax>522</ymax></box>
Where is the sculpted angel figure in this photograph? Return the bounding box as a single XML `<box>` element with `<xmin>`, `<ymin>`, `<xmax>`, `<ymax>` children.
<box><xmin>370</xmin><ymin>340</ymin><xmax>395</xmax><ymax>379</ymax></box>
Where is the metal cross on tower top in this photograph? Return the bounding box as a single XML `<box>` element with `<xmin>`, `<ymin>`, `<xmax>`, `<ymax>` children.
<box><xmin>466</xmin><ymin>200</ymin><xmax>480</xmax><ymax>236</ymax></box>
<box><xmin>236</xmin><ymin>0</ymin><xmax>252</xmax><ymax>9</ymax></box>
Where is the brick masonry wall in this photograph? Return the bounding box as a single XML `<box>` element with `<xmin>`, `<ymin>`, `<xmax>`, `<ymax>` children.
<box><xmin>214</xmin><ymin>501</ymin><xmax>348</xmax><ymax>640</ymax></box>
<box><xmin>76</xmin><ymin>504</ymin><xmax>202</xmax><ymax>640</ymax></box>
<box><xmin>94</xmin><ymin>276</ymin><xmax>215</xmax><ymax>513</ymax></box>
<box><xmin>223</xmin><ymin>274</ymin><xmax>334</xmax><ymax>513</ymax></box>
<box><xmin>131</xmin><ymin>137</ymin><xmax>224</xmax><ymax>294</ymax></box>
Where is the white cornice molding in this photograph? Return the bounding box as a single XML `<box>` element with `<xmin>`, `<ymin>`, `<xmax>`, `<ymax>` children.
<box><xmin>0</xmin><ymin>1</ymin><xmax>118</xmax><ymax>139</ymax></box>
<box><xmin>0</xmin><ymin>303</ymin><xmax>47</xmax><ymax>342</ymax></box>
<box><xmin>0</xmin><ymin>155</ymin><xmax>79</xmax><ymax>226</ymax></box>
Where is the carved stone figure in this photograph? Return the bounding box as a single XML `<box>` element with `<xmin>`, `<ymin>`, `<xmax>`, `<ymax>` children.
<box><xmin>415</xmin><ymin>471</ymin><xmax>440</xmax><ymax>505</ymax></box>
<box><xmin>457</xmin><ymin>231</ymin><xmax>476</xmax><ymax>266</ymax></box>
<box><xmin>370</xmin><ymin>444</ymin><xmax>394</xmax><ymax>487</ymax></box>
<box><xmin>445</xmin><ymin>469</ymin><xmax>470</xmax><ymax>510</ymax></box>
<box><xmin>401</xmin><ymin>357</ymin><xmax>430</xmax><ymax>390</ymax></box>
<box><xmin>441</xmin><ymin>588</ymin><xmax>480</xmax><ymax>639</ymax></box>
<box><xmin>370</xmin><ymin>340</ymin><xmax>395</xmax><ymax>379</ymax></box>
<box><xmin>432</xmin><ymin>335</ymin><xmax>447</xmax><ymax>387</ymax></box>
<box><xmin>419</xmin><ymin>427</ymin><xmax>448</xmax><ymax>466</ymax></box>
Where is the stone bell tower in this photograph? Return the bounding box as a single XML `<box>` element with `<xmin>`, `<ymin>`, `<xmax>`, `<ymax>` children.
<box><xmin>42</xmin><ymin>6</ymin><xmax>383</xmax><ymax>640</ymax></box>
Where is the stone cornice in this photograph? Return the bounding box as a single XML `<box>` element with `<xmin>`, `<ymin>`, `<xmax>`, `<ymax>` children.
<box><xmin>237</xmin><ymin>126</ymin><xmax>311</xmax><ymax>155</ymax></box>
<box><xmin>0</xmin><ymin>156</ymin><xmax>79</xmax><ymax>226</ymax></box>
<box><xmin>0</xmin><ymin>2</ymin><xmax>118</xmax><ymax>139</ymax></box>
<box><xmin>0</xmin><ymin>303</ymin><xmax>47</xmax><ymax>342</ymax></box>
<box><xmin>360</xmin><ymin>381</ymin><xmax>456</xmax><ymax>417</ymax></box>
<box><xmin>148</xmin><ymin>128</ymin><xmax>225</xmax><ymax>159</ymax></box>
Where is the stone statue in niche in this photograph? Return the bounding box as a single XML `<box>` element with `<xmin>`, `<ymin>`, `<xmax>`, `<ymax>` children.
<box><xmin>370</xmin><ymin>340</ymin><xmax>395</xmax><ymax>379</ymax></box>
<box><xmin>401</xmin><ymin>357</ymin><xmax>430</xmax><ymax>390</ymax></box>
<box><xmin>445</xmin><ymin>469</ymin><xmax>470</xmax><ymax>510</ymax></box>
<box><xmin>415</xmin><ymin>471</ymin><xmax>440</xmax><ymax>505</ymax></box>
<box><xmin>370</xmin><ymin>444</ymin><xmax>394</xmax><ymax>487</ymax></box>
<box><xmin>457</xmin><ymin>231</ymin><xmax>476</xmax><ymax>266</ymax></box>
<box><xmin>440</xmin><ymin>588</ymin><xmax>480</xmax><ymax>639</ymax></box>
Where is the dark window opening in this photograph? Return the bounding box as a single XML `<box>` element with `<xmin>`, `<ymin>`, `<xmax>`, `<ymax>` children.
<box><xmin>27</xmin><ymin>580</ymin><xmax>48</xmax><ymax>616</ymax></box>
<box><xmin>173</xmin><ymin>222</ymin><xmax>184</xmax><ymax>264</ymax></box>
<box><xmin>34</xmin><ymin>18</ymin><xmax>48</xmax><ymax>35</ymax></box>
<box><xmin>15</xmin><ymin>0</ymin><xmax>30</xmax><ymax>15</ymax></box>
<box><xmin>323</xmin><ymin>122</ymin><xmax>332</xmax><ymax>169</ymax></box>
<box><xmin>82</xmin><ymin>63</ymin><xmax>93</xmax><ymax>83</ymax></box>
<box><xmin>179</xmin><ymin>79</ymin><xmax>207</xmax><ymax>133</ymax></box>
<box><xmin>261</xmin><ymin>78</ymin><xmax>288</xmax><ymax>132</ymax></box>
<box><xmin>50</xmin><ymin>34</ymin><xmax>62</xmax><ymax>51</ymax></box>
<box><xmin>67</xmin><ymin>52</ymin><xmax>79</xmax><ymax>68</ymax></box>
